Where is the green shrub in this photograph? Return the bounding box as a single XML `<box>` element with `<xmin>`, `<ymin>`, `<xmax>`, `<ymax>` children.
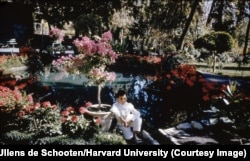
<box><xmin>90</xmin><ymin>131</ymin><xmax>127</xmax><ymax>145</ymax></box>
<box><xmin>33</xmin><ymin>135</ymin><xmax>88</xmax><ymax>145</ymax></box>
<box><xmin>22</xmin><ymin>101</ymin><xmax>62</xmax><ymax>137</ymax></box>
<box><xmin>2</xmin><ymin>130</ymin><xmax>34</xmax><ymax>144</ymax></box>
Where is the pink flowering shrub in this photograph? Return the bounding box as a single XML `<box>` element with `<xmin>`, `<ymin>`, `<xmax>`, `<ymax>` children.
<box><xmin>0</xmin><ymin>86</ymin><xmax>60</xmax><ymax>136</ymax></box>
<box><xmin>61</xmin><ymin>102</ymin><xmax>98</xmax><ymax>138</ymax></box>
<box><xmin>139</xmin><ymin>56</ymin><xmax>162</xmax><ymax>64</ymax></box>
<box><xmin>88</xmin><ymin>67</ymin><xmax>116</xmax><ymax>85</ymax></box>
<box><xmin>0</xmin><ymin>85</ymin><xmax>103</xmax><ymax>138</ymax></box>
<box><xmin>52</xmin><ymin>31</ymin><xmax>118</xmax><ymax>107</ymax></box>
<box><xmin>49</xmin><ymin>27</ymin><xmax>65</xmax><ymax>42</ymax></box>
<box><xmin>20</xmin><ymin>101</ymin><xmax>62</xmax><ymax>136</ymax></box>
<box><xmin>0</xmin><ymin>86</ymin><xmax>33</xmax><ymax>133</ymax></box>
<box><xmin>52</xmin><ymin>31</ymin><xmax>118</xmax><ymax>86</ymax></box>
<box><xmin>0</xmin><ymin>86</ymin><xmax>33</xmax><ymax>113</ymax></box>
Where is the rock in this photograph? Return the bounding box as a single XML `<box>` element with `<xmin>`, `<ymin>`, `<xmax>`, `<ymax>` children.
<box><xmin>158</xmin><ymin>127</ymin><xmax>191</xmax><ymax>145</ymax></box>
<box><xmin>209</xmin><ymin>118</ymin><xmax>219</xmax><ymax>125</ymax></box>
<box><xmin>142</xmin><ymin>130</ymin><xmax>160</xmax><ymax>145</ymax></box>
<box><xmin>158</xmin><ymin>127</ymin><xmax>218</xmax><ymax>145</ymax></box>
<box><xmin>220</xmin><ymin>117</ymin><xmax>233</xmax><ymax>124</ymax></box>
<box><xmin>191</xmin><ymin>121</ymin><xmax>203</xmax><ymax>130</ymax></box>
<box><xmin>176</xmin><ymin>122</ymin><xmax>192</xmax><ymax>130</ymax></box>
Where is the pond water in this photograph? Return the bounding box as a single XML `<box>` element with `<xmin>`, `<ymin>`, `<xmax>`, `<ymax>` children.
<box><xmin>38</xmin><ymin>70</ymin><xmax>250</xmax><ymax>132</ymax></box>
<box><xmin>38</xmin><ymin>72</ymin><xmax>165</xmax><ymax>131</ymax></box>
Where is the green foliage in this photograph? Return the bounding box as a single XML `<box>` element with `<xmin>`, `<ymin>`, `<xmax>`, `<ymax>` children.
<box><xmin>61</xmin><ymin>114</ymin><xmax>91</xmax><ymax>137</ymax></box>
<box><xmin>0</xmin><ymin>86</ymin><xmax>35</xmax><ymax>134</ymax></box>
<box><xmin>112</xmin><ymin>39</ymin><xmax>129</xmax><ymax>54</ymax></box>
<box><xmin>22</xmin><ymin>102</ymin><xmax>62</xmax><ymax>137</ymax></box>
<box><xmin>3</xmin><ymin>130</ymin><xmax>34</xmax><ymax>144</ymax></box>
<box><xmin>165</xmin><ymin>44</ymin><xmax>177</xmax><ymax>52</ymax></box>
<box><xmin>0</xmin><ymin>86</ymin><xmax>33</xmax><ymax>113</ymax></box>
<box><xmin>25</xmin><ymin>50</ymin><xmax>44</xmax><ymax>76</ymax></box>
<box><xmin>216</xmin><ymin>32</ymin><xmax>234</xmax><ymax>53</ymax></box>
<box><xmin>194</xmin><ymin>31</ymin><xmax>234</xmax><ymax>53</ymax></box>
<box><xmin>2</xmin><ymin>130</ymin><xmax>126</xmax><ymax>145</ymax></box>
<box><xmin>90</xmin><ymin>131</ymin><xmax>127</xmax><ymax>145</ymax></box>
<box><xmin>212</xmin><ymin>81</ymin><xmax>250</xmax><ymax>134</ymax></box>
<box><xmin>74</xmin><ymin>13</ymin><xmax>104</xmax><ymax>37</ymax></box>
<box><xmin>34</xmin><ymin>135</ymin><xmax>87</xmax><ymax>145</ymax></box>
<box><xmin>109</xmin><ymin>54</ymin><xmax>163</xmax><ymax>75</ymax></box>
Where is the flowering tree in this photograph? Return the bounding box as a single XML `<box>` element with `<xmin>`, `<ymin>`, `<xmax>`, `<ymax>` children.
<box><xmin>52</xmin><ymin>31</ymin><xmax>118</xmax><ymax>109</ymax></box>
<box><xmin>49</xmin><ymin>27</ymin><xmax>65</xmax><ymax>43</ymax></box>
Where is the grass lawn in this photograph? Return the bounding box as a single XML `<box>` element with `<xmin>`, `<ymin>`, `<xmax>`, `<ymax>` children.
<box><xmin>189</xmin><ymin>62</ymin><xmax>250</xmax><ymax>81</ymax></box>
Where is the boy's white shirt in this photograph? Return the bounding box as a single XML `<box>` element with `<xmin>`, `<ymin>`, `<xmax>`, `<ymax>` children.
<box><xmin>110</xmin><ymin>102</ymin><xmax>140</xmax><ymax>125</ymax></box>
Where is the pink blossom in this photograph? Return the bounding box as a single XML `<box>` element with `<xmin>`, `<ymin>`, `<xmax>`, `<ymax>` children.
<box><xmin>27</xmin><ymin>94</ymin><xmax>33</xmax><ymax>104</ymax></box>
<box><xmin>61</xmin><ymin>110</ymin><xmax>70</xmax><ymax>117</ymax></box>
<box><xmin>52</xmin><ymin>31</ymin><xmax>118</xmax><ymax>88</ymax></box>
<box><xmin>94</xmin><ymin>117</ymin><xmax>102</xmax><ymax>125</ymax></box>
<box><xmin>71</xmin><ymin>115</ymin><xmax>79</xmax><ymax>122</ymax></box>
<box><xmin>65</xmin><ymin>106</ymin><xmax>75</xmax><ymax>113</ymax></box>
<box><xmin>101</xmin><ymin>31</ymin><xmax>112</xmax><ymax>42</ymax></box>
<box><xmin>79</xmin><ymin>107</ymin><xmax>87</xmax><ymax>114</ymax></box>
<box><xmin>42</xmin><ymin>101</ymin><xmax>51</xmax><ymax>108</ymax></box>
<box><xmin>50</xmin><ymin>27</ymin><xmax>65</xmax><ymax>42</ymax></box>
<box><xmin>18</xmin><ymin>111</ymin><xmax>25</xmax><ymax>118</ymax></box>
<box><xmin>106</xmin><ymin>72</ymin><xmax>116</xmax><ymax>82</ymax></box>
<box><xmin>85</xmin><ymin>102</ymin><xmax>92</xmax><ymax>108</ymax></box>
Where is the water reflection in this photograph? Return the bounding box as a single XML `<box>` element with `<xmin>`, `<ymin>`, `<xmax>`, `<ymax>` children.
<box><xmin>39</xmin><ymin>73</ymin><xmax>161</xmax><ymax>130</ymax></box>
<box><xmin>127</xmin><ymin>76</ymin><xmax>165</xmax><ymax>129</ymax></box>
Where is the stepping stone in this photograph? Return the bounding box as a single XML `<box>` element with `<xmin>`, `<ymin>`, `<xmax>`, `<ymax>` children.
<box><xmin>142</xmin><ymin>130</ymin><xmax>160</xmax><ymax>145</ymax></box>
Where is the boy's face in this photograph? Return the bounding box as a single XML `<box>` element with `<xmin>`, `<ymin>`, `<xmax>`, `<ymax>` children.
<box><xmin>117</xmin><ymin>94</ymin><xmax>127</xmax><ymax>105</ymax></box>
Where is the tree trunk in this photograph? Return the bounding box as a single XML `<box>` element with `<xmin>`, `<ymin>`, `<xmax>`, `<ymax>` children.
<box><xmin>206</xmin><ymin>0</ymin><xmax>216</xmax><ymax>26</ymax></box>
<box><xmin>177</xmin><ymin>0</ymin><xmax>201</xmax><ymax>50</ymax></box>
<box><xmin>212</xmin><ymin>51</ymin><xmax>216</xmax><ymax>73</ymax></box>
<box><xmin>97</xmin><ymin>84</ymin><xmax>102</xmax><ymax>110</ymax></box>
<box><xmin>243</xmin><ymin>15</ymin><xmax>250</xmax><ymax>58</ymax></box>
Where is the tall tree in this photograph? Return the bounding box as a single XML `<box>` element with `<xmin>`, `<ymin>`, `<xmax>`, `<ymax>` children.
<box><xmin>194</xmin><ymin>31</ymin><xmax>234</xmax><ymax>73</ymax></box>
<box><xmin>177</xmin><ymin>0</ymin><xmax>201</xmax><ymax>50</ymax></box>
<box><xmin>206</xmin><ymin>0</ymin><xmax>237</xmax><ymax>34</ymax></box>
<box><xmin>241</xmin><ymin>1</ymin><xmax>250</xmax><ymax>59</ymax></box>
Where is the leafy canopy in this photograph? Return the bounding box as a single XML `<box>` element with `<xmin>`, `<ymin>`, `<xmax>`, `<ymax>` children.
<box><xmin>194</xmin><ymin>31</ymin><xmax>234</xmax><ymax>53</ymax></box>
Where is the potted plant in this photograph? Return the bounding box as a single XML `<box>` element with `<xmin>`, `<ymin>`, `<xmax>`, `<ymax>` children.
<box><xmin>52</xmin><ymin>31</ymin><xmax>118</xmax><ymax>114</ymax></box>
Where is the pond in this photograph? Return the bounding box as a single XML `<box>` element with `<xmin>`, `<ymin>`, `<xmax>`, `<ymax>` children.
<box><xmin>38</xmin><ymin>72</ymin><xmax>165</xmax><ymax>130</ymax></box>
<box><xmin>37</xmin><ymin>69</ymin><xmax>250</xmax><ymax>134</ymax></box>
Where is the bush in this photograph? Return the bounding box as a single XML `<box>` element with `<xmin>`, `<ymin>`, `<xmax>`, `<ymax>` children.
<box><xmin>2</xmin><ymin>130</ymin><xmax>34</xmax><ymax>144</ymax></box>
<box><xmin>90</xmin><ymin>131</ymin><xmax>127</xmax><ymax>145</ymax></box>
<box><xmin>22</xmin><ymin>101</ymin><xmax>62</xmax><ymax>137</ymax></box>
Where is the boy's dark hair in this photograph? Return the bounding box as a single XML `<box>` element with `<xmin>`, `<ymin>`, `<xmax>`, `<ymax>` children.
<box><xmin>115</xmin><ymin>89</ymin><xmax>126</xmax><ymax>98</ymax></box>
